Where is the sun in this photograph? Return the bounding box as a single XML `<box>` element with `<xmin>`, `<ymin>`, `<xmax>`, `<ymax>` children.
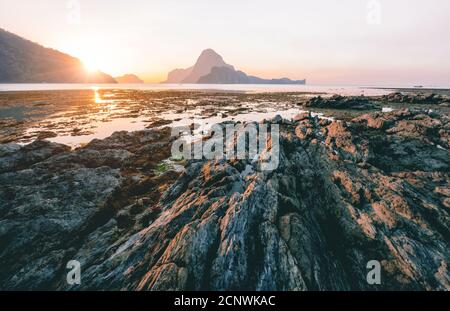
<box><xmin>82</xmin><ymin>58</ymin><xmax>99</xmax><ymax>73</ymax></box>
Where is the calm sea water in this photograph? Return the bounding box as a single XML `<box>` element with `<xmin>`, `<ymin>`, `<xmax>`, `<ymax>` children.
<box><xmin>0</xmin><ymin>83</ymin><xmax>440</xmax><ymax>96</ymax></box>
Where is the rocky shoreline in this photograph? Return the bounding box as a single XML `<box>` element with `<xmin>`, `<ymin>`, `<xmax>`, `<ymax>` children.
<box><xmin>0</xmin><ymin>104</ymin><xmax>448</xmax><ymax>290</ymax></box>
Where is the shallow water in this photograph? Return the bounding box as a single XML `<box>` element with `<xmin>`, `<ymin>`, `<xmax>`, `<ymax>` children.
<box><xmin>27</xmin><ymin>104</ymin><xmax>314</xmax><ymax>148</ymax></box>
<box><xmin>3</xmin><ymin>88</ymin><xmax>335</xmax><ymax>147</ymax></box>
<box><xmin>42</xmin><ymin>117</ymin><xmax>150</xmax><ymax>147</ymax></box>
<box><xmin>2</xmin><ymin>87</ymin><xmax>447</xmax><ymax>148</ymax></box>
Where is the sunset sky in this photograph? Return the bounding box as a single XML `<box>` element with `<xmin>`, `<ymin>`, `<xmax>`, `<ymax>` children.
<box><xmin>1</xmin><ymin>0</ymin><xmax>449</xmax><ymax>86</ymax></box>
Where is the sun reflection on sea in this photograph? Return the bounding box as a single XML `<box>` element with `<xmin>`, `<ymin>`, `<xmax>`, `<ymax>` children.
<box><xmin>92</xmin><ymin>87</ymin><xmax>105</xmax><ymax>104</ymax></box>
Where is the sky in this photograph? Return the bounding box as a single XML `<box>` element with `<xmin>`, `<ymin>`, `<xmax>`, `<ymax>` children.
<box><xmin>0</xmin><ymin>0</ymin><xmax>449</xmax><ymax>86</ymax></box>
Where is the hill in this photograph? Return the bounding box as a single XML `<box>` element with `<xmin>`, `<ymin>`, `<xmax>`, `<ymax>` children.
<box><xmin>115</xmin><ymin>74</ymin><xmax>144</xmax><ymax>83</ymax></box>
<box><xmin>198</xmin><ymin>66</ymin><xmax>306</xmax><ymax>84</ymax></box>
<box><xmin>0</xmin><ymin>28</ymin><xmax>116</xmax><ymax>83</ymax></box>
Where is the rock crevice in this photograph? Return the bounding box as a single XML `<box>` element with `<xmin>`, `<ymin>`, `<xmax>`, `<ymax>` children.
<box><xmin>0</xmin><ymin>109</ymin><xmax>448</xmax><ymax>290</ymax></box>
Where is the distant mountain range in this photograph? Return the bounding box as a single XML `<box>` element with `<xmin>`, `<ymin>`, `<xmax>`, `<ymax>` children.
<box><xmin>0</xmin><ymin>29</ymin><xmax>304</xmax><ymax>85</ymax></box>
<box><xmin>164</xmin><ymin>49</ymin><xmax>305</xmax><ymax>85</ymax></box>
<box><xmin>0</xmin><ymin>28</ymin><xmax>116</xmax><ymax>83</ymax></box>
<box><xmin>115</xmin><ymin>74</ymin><xmax>144</xmax><ymax>83</ymax></box>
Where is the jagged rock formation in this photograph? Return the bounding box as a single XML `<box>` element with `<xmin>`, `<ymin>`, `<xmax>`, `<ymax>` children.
<box><xmin>164</xmin><ymin>49</ymin><xmax>233</xmax><ymax>83</ymax></box>
<box><xmin>0</xmin><ymin>109</ymin><xmax>448</xmax><ymax>290</ymax></box>
<box><xmin>114</xmin><ymin>74</ymin><xmax>144</xmax><ymax>84</ymax></box>
<box><xmin>304</xmin><ymin>95</ymin><xmax>379</xmax><ymax>110</ymax></box>
<box><xmin>0</xmin><ymin>28</ymin><xmax>116</xmax><ymax>83</ymax></box>
<box><xmin>181</xmin><ymin>49</ymin><xmax>234</xmax><ymax>83</ymax></box>
<box><xmin>383</xmin><ymin>92</ymin><xmax>450</xmax><ymax>107</ymax></box>
<box><xmin>163</xmin><ymin>49</ymin><xmax>305</xmax><ymax>85</ymax></box>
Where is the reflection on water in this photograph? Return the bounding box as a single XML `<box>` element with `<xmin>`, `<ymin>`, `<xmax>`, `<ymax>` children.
<box><xmin>48</xmin><ymin>117</ymin><xmax>149</xmax><ymax>146</ymax></box>
<box><xmin>20</xmin><ymin>89</ymin><xmax>324</xmax><ymax>148</ymax></box>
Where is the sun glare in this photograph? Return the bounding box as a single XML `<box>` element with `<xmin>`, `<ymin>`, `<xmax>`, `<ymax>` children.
<box><xmin>83</xmin><ymin>59</ymin><xmax>99</xmax><ymax>73</ymax></box>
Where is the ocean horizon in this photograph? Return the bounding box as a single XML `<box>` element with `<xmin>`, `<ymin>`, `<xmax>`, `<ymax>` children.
<box><xmin>1</xmin><ymin>83</ymin><xmax>450</xmax><ymax>96</ymax></box>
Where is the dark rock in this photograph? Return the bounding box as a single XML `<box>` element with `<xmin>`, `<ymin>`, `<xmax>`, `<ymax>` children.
<box><xmin>0</xmin><ymin>110</ymin><xmax>448</xmax><ymax>291</ymax></box>
<box><xmin>0</xmin><ymin>128</ymin><xmax>181</xmax><ymax>290</ymax></box>
<box><xmin>304</xmin><ymin>95</ymin><xmax>379</xmax><ymax>110</ymax></box>
<box><xmin>383</xmin><ymin>92</ymin><xmax>449</xmax><ymax>106</ymax></box>
<box><xmin>0</xmin><ymin>140</ymin><xmax>70</xmax><ymax>173</ymax></box>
